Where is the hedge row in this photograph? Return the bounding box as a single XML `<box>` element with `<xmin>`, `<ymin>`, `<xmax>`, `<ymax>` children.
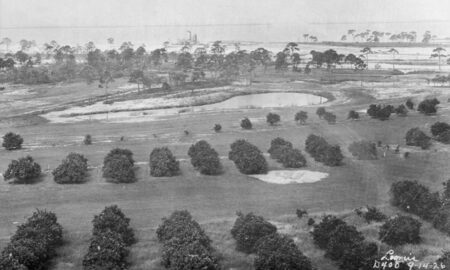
<box><xmin>156</xmin><ymin>210</ymin><xmax>220</xmax><ymax>270</ymax></box>
<box><xmin>305</xmin><ymin>134</ymin><xmax>344</xmax><ymax>166</ymax></box>
<box><xmin>0</xmin><ymin>209</ymin><xmax>63</xmax><ymax>270</ymax></box>
<box><xmin>268</xmin><ymin>137</ymin><xmax>307</xmax><ymax>168</ymax></box>
<box><xmin>229</xmin><ymin>140</ymin><xmax>268</xmax><ymax>174</ymax></box>
<box><xmin>188</xmin><ymin>140</ymin><xmax>222</xmax><ymax>175</ymax></box>
<box><xmin>82</xmin><ymin>205</ymin><xmax>135</xmax><ymax>270</ymax></box>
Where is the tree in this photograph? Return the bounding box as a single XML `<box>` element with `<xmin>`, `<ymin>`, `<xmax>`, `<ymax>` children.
<box><xmin>82</xmin><ymin>231</ymin><xmax>129</xmax><ymax>270</ymax></box>
<box><xmin>231</xmin><ymin>212</ymin><xmax>277</xmax><ymax>253</ymax></box>
<box><xmin>84</xmin><ymin>134</ymin><xmax>92</xmax><ymax>145</ymax></box>
<box><xmin>311</xmin><ymin>215</ymin><xmax>347</xmax><ymax>249</ymax></box>
<box><xmin>254</xmin><ymin>233</ymin><xmax>313</xmax><ymax>270</ymax></box>
<box><xmin>325</xmin><ymin>224</ymin><xmax>364</xmax><ymax>261</ymax></box>
<box><xmin>150</xmin><ymin>147</ymin><xmax>180</xmax><ymax>177</ymax></box>
<box><xmin>188</xmin><ymin>140</ymin><xmax>222</xmax><ymax>175</ymax></box>
<box><xmin>388</xmin><ymin>48</ymin><xmax>399</xmax><ymax>70</ymax></box>
<box><xmin>295</xmin><ymin>111</ymin><xmax>308</xmax><ymax>124</ymax></box>
<box><xmin>305</xmin><ymin>134</ymin><xmax>344</xmax><ymax>166</ymax></box>
<box><xmin>102</xmin><ymin>154</ymin><xmax>136</xmax><ymax>183</ymax></box>
<box><xmin>92</xmin><ymin>205</ymin><xmax>136</xmax><ymax>246</ymax></box>
<box><xmin>323</xmin><ymin>111</ymin><xmax>336</xmax><ymax>124</ymax></box>
<box><xmin>266</xmin><ymin>113</ymin><xmax>280</xmax><ymax>125</ymax></box>
<box><xmin>15</xmin><ymin>51</ymin><xmax>29</xmax><ymax>64</ymax></box>
<box><xmin>348</xmin><ymin>141</ymin><xmax>377</xmax><ymax>160</ymax></box>
<box><xmin>1</xmin><ymin>37</ymin><xmax>12</xmax><ymax>52</ymax></box>
<box><xmin>79</xmin><ymin>65</ymin><xmax>97</xmax><ymax>85</ymax></box>
<box><xmin>395</xmin><ymin>104</ymin><xmax>408</xmax><ymax>116</ymax></box>
<box><xmin>274</xmin><ymin>51</ymin><xmax>288</xmax><ymax>72</ymax></box>
<box><xmin>348</xmin><ymin>110</ymin><xmax>360</xmax><ymax>120</ymax></box>
<box><xmin>431</xmin><ymin>47</ymin><xmax>447</xmax><ymax>71</ymax></box>
<box><xmin>2</xmin><ymin>132</ymin><xmax>24</xmax><ymax>150</ymax></box>
<box><xmin>268</xmin><ymin>137</ymin><xmax>293</xmax><ymax>160</ymax></box>
<box><xmin>379</xmin><ymin>216</ymin><xmax>422</xmax><ymax>246</ymax></box>
<box><xmin>213</xmin><ymin>124</ymin><xmax>222</xmax><ymax>132</ymax></box>
<box><xmin>431</xmin><ymin>122</ymin><xmax>450</xmax><ymax>137</ymax></box>
<box><xmin>316</xmin><ymin>107</ymin><xmax>326</xmax><ymax>118</ymax></box>
<box><xmin>361</xmin><ymin>47</ymin><xmax>373</xmax><ymax>69</ymax></box>
<box><xmin>176</xmin><ymin>52</ymin><xmax>193</xmax><ymax>71</ymax></box>
<box><xmin>229</xmin><ymin>140</ymin><xmax>268</xmax><ymax>174</ymax></box>
<box><xmin>3</xmin><ymin>156</ymin><xmax>41</xmax><ymax>183</ymax></box>
<box><xmin>250</xmin><ymin>47</ymin><xmax>272</xmax><ymax>74</ymax></box>
<box><xmin>278</xmin><ymin>148</ymin><xmax>307</xmax><ymax>168</ymax></box>
<box><xmin>129</xmin><ymin>69</ymin><xmax>144</xmax><ymax>92</ymax></box>
<box><xmin>240</xmin><ymin>117</ymin><xmax>252</xmax><ymax>129</ymax></box>
<box><xmin>418</xmin><ymin>98</ymin><xmax>439</xmax><ymax>114</ymax></box>
<box><xmin>52</xmin><ymin>153</ymin><xmax>88</xmax><ymax>184</ymax></box>
<box><xmin>405</xmin><ymin>128</ymin><xmax>431</xmax><ymax>149</ymax></box>
<box><xmin>107</xmin><ymin>37</ymin><xmax>114</xmax><ymax>49</ymax></box>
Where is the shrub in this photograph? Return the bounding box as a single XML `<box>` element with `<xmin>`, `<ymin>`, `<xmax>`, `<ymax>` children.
<box><xmin>188</xmin><ymin>140</ymin><xmax>222</xmax><ymax>175</ymax></box>
<box><xmin>266</xmin><ymin>113</ymin><xmax>280</xmax><ymax>125</ymax></box>
<box><xmin>418</xmin><ymin>98</ymin><xmax>439</xmax><ymax>114</ymax></box>
<box><xmin>3</xmin><ymin>156</ymin><xmax>41</xmax><ymax>183</ymax></box>
<box><xmin>213</xmin><ymin>124</ymin><xmax>222</xmax><ymax>132</ymax></box>
<box><xmin>102</xmin><ymin>154</ymin><xmax>136</xmax><ymax>183</ymax></box>
<box><xmin>295</xmin><ymin>111</ymin><xmax>308</xmax><ymax>124</ymax></box>
<box><xmin>405</xmin><ymin>128</ymin><xmax>431</xmax><ymax>149</ymax></box>
<box><xmin>431</xmin><ymin>122</ymin><xmax>450</xmax><ymax>137</ymax></box>
<box><xmin>316</xmin><ymin>107</ymin><xmax>326</xmax><ymax>118</ymax></box>
<box><xmin>305</xmin><ymin>134</ymin><xmax>343</xmax><ymax>166</ymax></box>
<box><xmin>390</xmin><ymin>180</ymin><xmax>441</xmax><ymax>220</ymax></box>
<box><xmin>325</xmin><ymin>224</ymin><xmax>364</xmax><ymax>261</ymax></box>
<box><xmin>395</xmin><ymin>104</ymin><xmax>408</xmax><ymax>116</ymax></box>
<box><xmin>231</xmin><ymin>212</ymin><xmax>277</xmax><ymax>253</ymax></box>
<box><xmin>348</xmin><ymin>141</ymin><xmax>377</xmax><ymax>160</ymax></box>
<box><xmin>92</xmin><ymin>205</ymin><xmax>136</xmax><ymax>246</ymax></box>
<box><xmin>311</xmin><ymin>215</ymin><xmax>346</xmax><ymax>249</ymax></box>
<box><xmin>1</xmin><ymin>209</ymin><xmax>63</xmax><ymax>270</ymax></box>
<box><xmin>82</xmin><ymin>231</ymin><xmax>129</xmax><ymax>270</ymax></box>
<box><xmin>323</xmin><ymin>111</ymin><xmax>336</xmax><ymax>124</ymax></box>
<box><xmin>379</xmin><ymin>216</ymin><xmax>422</xmax><ymax>246</ymax></box>
<box><xmin>2</xmin><ymin>132</ymin><xmax>23</xmax><ymax>150</ymax></box>
<box><xmin>296</xmin><ymin>209</ymin><xmax>308</xmax><ymax>219</ymax></box>
<box><xmin>240</xmin><ymin>117</ymin><xmax>252</xmax><ymax>129</ymax></box>
<box><xmin>229</xmin><ymin>140</ymin><xmax>268</xmax><ymax>174</ymax></box>
<box><xmin>150</xmin><ymin>147</ymin><xmax>180</xmax><ymax>177</ymax></box>
<box><xmin>406</xmin><ymin>99</ymin><xmax>414</xmax><ymax>110</ymax></box>
<box><xmin>268</xmin><ymin>137</ymin><xmax>293</xmax><ymax>160</ymax></box>
<box><xmin>278</xmin><ymin>148</ymin><xmax>307</xmax><ymax>168</ymax></box>
<box><xmin>254</xmin><ymin>233</ymin><xmax>312</xmax><ymax>270</ymax></box>
<box><xmin>53</xmin><ymin>153</ymin><xmax>88</xmax><ymax>184</ymax></box>
<box><xmin>83</xmin><ymin>134</ymin><xmax>92</xmax><ymax>145</ymax></box>
<box><xmin>363</xmin><ymin>206</ymin><xmax>387</xmax><ymax>223</ymax></box>
<box><xmin>307</xmin><ymin>218</ymin><xmax>315</xmax><ymax>226</ymax></box>
<box><xmin>348</xmin><ymin>110</ymin><xmax>360</xmax><ymax>120</ymax></box>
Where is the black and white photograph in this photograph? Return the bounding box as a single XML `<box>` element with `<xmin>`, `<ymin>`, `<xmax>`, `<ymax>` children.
<box><xmin>0</xmin><ymin>0</ymin><xmax>450</xmax><ymax>269</ymax></box>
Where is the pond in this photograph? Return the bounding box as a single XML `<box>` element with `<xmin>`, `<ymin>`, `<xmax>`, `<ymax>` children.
<box><xmin>200</xmin><ymin>92</ymin><xmax>327</xmax><ymax>110</ymax></box>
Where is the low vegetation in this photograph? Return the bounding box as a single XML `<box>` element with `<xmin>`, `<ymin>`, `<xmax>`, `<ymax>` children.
<box><xmin>348</xmin><ymin>140</ymin><xmax>377</xmax><ymax>160</ymax></box>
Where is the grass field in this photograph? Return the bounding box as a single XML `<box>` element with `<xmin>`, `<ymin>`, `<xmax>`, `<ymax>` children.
<box><xmin>1</xmin><ymin>71</ymin><xmax>450</xmax><ymax>269</ymax></box>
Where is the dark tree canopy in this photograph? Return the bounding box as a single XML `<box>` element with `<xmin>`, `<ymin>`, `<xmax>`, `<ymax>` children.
<box><xmin>2</xmin><ymin>132</ymin><xmax>24</xmax><ymax>150</ymax></box>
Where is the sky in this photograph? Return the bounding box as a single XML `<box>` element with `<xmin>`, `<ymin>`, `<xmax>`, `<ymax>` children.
<box><xmin>1</xmin><ymin>0</ymin><xmax>450</xmax><ymax>46</ymax></box>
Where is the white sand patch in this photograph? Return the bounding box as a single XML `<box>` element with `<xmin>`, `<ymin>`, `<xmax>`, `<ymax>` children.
<box><xmin>3</xmin><ymin>88</ymin><xmax>31</xmax><ymax>96</ymax></box>
<box><xmin>252</xmin><ymin>170</ymin><xmax>328</xmax><ymax>184</ymax></box>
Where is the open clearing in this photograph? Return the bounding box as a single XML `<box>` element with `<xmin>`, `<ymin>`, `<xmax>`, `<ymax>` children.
<box><xmin>1</xmin><ymin>70</ymin><xmax>450</xmax><ymax>269</ymax></box>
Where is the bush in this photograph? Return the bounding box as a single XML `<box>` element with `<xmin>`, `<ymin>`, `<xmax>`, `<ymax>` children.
<box><xmin>3</xmin><ymin>156</ymin><xmax>41</xmax><ymax>183</ymax></box>
<box><xmin>231</xmin><ymin>212</ymin><xmax>277</xmax><ymax>254</ymax></box>
<box><xmin>348</xmin><ymin>141</ymin><xmax>377</xmax><ymax>160</ymax></box>
<box><xmin>379</xmin><ymin>216</ymin><xmax>422</xmax><ymax>246</ymax></box>
<box><xmin>2</xmin><ymin>132</ymin><xmax>23</xmax><ymax>150</ymax></box>
<box><xmin>92</xmin><ymin>205</ymin><xmax>136</xmax><ymax>246</ymax></box>
<box><xmin>395</xmin><ymin>104</ymin><xmax>408</xmax><ymax>116</ymax></box>
<box><xmin>102</xmin><ymin>154</ymin><xmax>136</xmax><ymax>183</ymax></box>
<box><xmin>83</xmin><ymin>134</ymin><xmax>92</xmax><ymax>145</ymax></box>
<box><xmin>229</xmin><ymin>140</ymin><xmax>268</xmax><ymax>174</ymax></box>
<box><xmin>390</xmin><ymin>180</ymin><xmax>441</xmax><ymax>220</ymax></box>
<box><xmin>323</xmin><ymin>111</ymin><xmax>336</xmax><ymax>124</ymax></box>
<box><xmin>150</xmin><ymin>147</ymin><xmax>180</xmax><ymax>177</ymax></box>
<box><xmin>1</xmin><ymin>209</ymin><xmax>63</xmax><ymax>270</ymax></box>
<box><xmin>82</xmin><ymin>231</ymin><xmax>129</xmax><ymax>270</ymax></box>
<box><xmin>405</xmin><ymin>128</ymin><xmax>431</xmax><ymax>149</ymax></box>
<box><xmin>52</xmin><ymin>153</ymin><xmax>88</xmax><ymax>184</ymax></box>
<box><xmin>348</xmin><ymin>110</ymin><xmax>360</xmax><ymax>120</ymax></box>
<box><xmin>325</xmin><ymin>224</ymin><xmax>364</xmax><ymax>261</ymax></box>
<box><xmin>316</xmin><ymin>107</ymin><xmax>326</xmax><ymax>118</ymax></box>
<box><xmin>363</xmin><ymin>206</ymin><xmax>387</xmax><ymax>223</ymax></box>
<box><xmin>431</xmin><ymin>122</ymin><xmax>450</xmax><ymax>137</ymax></box>
<box><xmin>268</xmin><ymin>137</ymin><xmax>293</xmax><ymax>160</ymax></box>
<box><xmin>305</xmin><ymin>134</ymin><xmax>344</xmax><ymax>166</ymax></box>
<box><xmin>406</xmin><ymin>99</ymin><xmax>414</xmax><ymax>110</ymax></box>
<box><xmin>418</xmin><ymin>98</ymin><xmax>439</xmax><ymax>114</ymax></box>
<box><xmin>311</xmin><ymin>215</ymin><xmax>347</xmax><ymax>249</ymax></box>
<box><xmin>213</xmin><ymin>124</ymin><xmax>222</xmax><ymax>132</ymax></box>
<box><xmin>295</xmin><ymin>111</ymin><xmax>308</xmax><ymax>124</ymax></box>
<box><xmin>266</xmin><ymin>113</ymin><xmax>280</xmax><ymax>125</ymax></box>
<box><xmin>188</xmin><ymin>140</ymin><xmax>222</xmax><ymax>175</ymax></box>
<box><xmin>254</xmin><ymin>233</ymin><xmax>312</xmax><ymax>270</ymax></box>
<box><xmin>240</xmin><ymin>117</ymin><xmax>252</xmax><ymax>129</ymax></box>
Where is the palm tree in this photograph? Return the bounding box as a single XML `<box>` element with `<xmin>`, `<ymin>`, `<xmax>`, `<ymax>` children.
<box><xmin>1</xmin><ymin>37</ymin><xmax>12</xmax><ymax>52</ymax></box>
<box><xmin>431</xmin><ymin>47</ymin><xmax>447</xmax><ymax>71</ymax></box>
<box><xmin>361</xmin><ymin>47</ymin><xmax>373</xmax><ymax>70</ymax></box>
<box><xmin>388</xmin><ymin>48</ymin><xmax>399</xmax><ymax>70</ymax></box>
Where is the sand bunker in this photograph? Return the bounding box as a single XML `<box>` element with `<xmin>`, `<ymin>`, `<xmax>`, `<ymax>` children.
<box><xmin>252</xmin><ymin>170</ymin><xmax>328</xmax><ymax>184</ymax></box>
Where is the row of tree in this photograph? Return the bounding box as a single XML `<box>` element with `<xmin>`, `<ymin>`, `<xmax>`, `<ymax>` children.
<box><xmin>342</xmin><ymin>29</ymin><xmax>435</xmax><ymax>43</ymax></box>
